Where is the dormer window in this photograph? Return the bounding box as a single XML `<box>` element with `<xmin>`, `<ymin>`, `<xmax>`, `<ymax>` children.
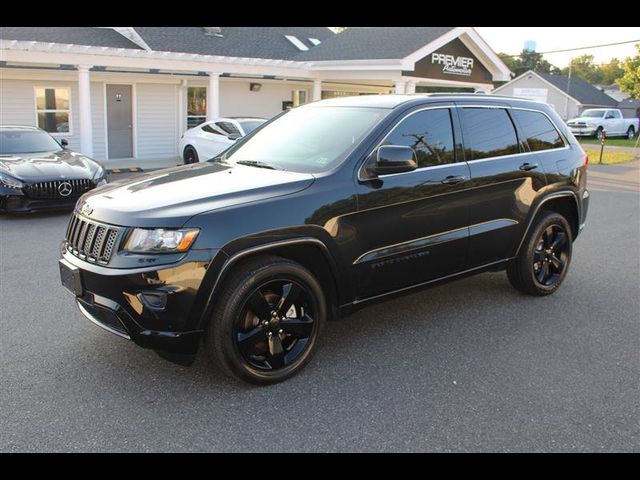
<box><xmin>308</xmin><ymin>38</ymin><xmax>321</xmax><ymax>46</ymax></box>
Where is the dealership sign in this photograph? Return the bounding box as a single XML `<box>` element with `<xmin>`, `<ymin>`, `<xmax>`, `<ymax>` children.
<box><xmin>431</xmin><ymin>53</ymin><xmax>474</xmax><ymax>76</ymax></box>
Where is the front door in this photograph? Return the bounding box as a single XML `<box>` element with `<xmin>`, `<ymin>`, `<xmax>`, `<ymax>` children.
<box><xmin>351</xmin><ymin>106</ymin><xmax>472</xmax><ymax>300</ymax></box>
<box><xmin>106</xmin><ymin>84</ymin><xmax>133</xmax><ymax>159</ymax></box>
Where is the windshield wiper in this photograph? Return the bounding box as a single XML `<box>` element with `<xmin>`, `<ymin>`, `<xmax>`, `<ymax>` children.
<box><xmin>235</xmin><ymin>160</ymin><xmax>280</xmax><ymax>170</ymax></box>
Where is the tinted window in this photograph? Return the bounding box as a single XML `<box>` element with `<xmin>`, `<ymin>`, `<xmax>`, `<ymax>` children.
<box><xmin>511</xmin><ymin>109</ymin><xmax>564</xmax><ymax>152</ymax></box>
<box><xmin>202</xmin><ymin>124</ymin><xmax>223</xmax><ymax>136</ymax></box>
<box><xmin>382</xmin><ymin>108</ymin><xmax>455</xmax><ymax>168</ymax></box>
<box><xmin>0</xmin><ymin>129</ymin><xmax>62</xmax><ymax>154</ymax></box>
<box><xmin>216</xmin><ymin>122</ymin><xmax>241</xmax><ymax>136</ymax></box>
<box><xmin>460</xmin><ymin>108</ymin><xmax>519</xmax><ymax>160</ymax></box>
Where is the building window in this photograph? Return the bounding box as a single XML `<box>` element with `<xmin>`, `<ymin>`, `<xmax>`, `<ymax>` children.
<box><xmin>292</xmin><ymin>89</ymin><xmax>307</xmax><ymax>107</ymax></box>
<box><xmin>187</xmin><ymin>87</ymin><xmax>207</xmax><ymax>128</ymax></box>
<box><xmin>35</xmin><ymin>87</ymin><xmax>71</xmax><ymax>134</ymax></box>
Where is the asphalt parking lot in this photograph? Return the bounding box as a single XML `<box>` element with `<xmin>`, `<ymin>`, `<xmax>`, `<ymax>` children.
<box><xmin>1</xmin><ymin>163</ymin><xmax>639</xmax><ymax>452</ymax></box>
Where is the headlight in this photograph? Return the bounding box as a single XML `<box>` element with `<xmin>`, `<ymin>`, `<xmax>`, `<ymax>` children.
<box><xmin>0</xmin><ymin>172</ymin><xmax>24</xmax><ymax>189</ymax></box>
<box><xmin>123</xmin><ymin>228</ymin><xmax>200</xmax><ymax>253</ymax></box>
<box><xmin>92</xmin><ymin>166</ymin><xmax>107</xmax><ymax>187</ymax></box>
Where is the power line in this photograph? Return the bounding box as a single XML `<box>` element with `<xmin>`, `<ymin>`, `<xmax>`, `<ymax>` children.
<box><xmin>501</xmin><ymin>39</ymin><xmax>640</xmax><ymax>58</ymax></box>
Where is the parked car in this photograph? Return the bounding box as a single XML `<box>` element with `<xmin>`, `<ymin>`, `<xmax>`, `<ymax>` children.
<box><xmin>567</xmin><ymin>108</ymin><xmax>638</xmax><ymax>140</ymax></box>
<box><xmin>178</xmin><ymin>117</ymin><xmax>267</xmax><ymax>164</ymax></box>
<box><xmin>59</xmin><ymin>94</ymin><xmax>589</xmax><ymax>385</ymax></box>
<box><xmin>1</xmin><ymin>126</ymin><xmax>107</xmax><ymax>213</ymax></box>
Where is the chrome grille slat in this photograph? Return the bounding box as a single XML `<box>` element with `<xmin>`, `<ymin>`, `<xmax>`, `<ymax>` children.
<box><xmin>64</xmin><ymin>213</ymin><xmax>121</xmax><ymax>264</ymax></box>
<box><xmin>25</xmin><ymin>179</ymin><xmax>95</xmax><ymax>199</ymax></box>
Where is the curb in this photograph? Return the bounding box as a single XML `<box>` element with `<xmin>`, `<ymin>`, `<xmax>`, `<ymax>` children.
<box><xmin>106</xmin><ymin>167</ymin><xmax>144</xmax><ymax>174</ymax></box>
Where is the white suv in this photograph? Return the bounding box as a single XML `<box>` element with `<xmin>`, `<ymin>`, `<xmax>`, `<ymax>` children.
<box><xmin>179</xmin><ymin>117</ymin><xmax>266</xmax><ymax>164</ymax></box>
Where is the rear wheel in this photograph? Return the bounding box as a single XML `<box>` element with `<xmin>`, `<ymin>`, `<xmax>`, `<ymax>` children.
<box><xmin>627</xmin><ymin>126</ymin><xmax>636</xmax><ymax>140</ymax></box>
<box><xmin>205</xmin><ymin>256</ymin><xmax>326</xmax><ymax>385</ymax></box>
<box><xmin>507</xmin><ymin>211</ymin><xmax>573</xmax><ymax>296</ymax></box>
<box><xmin>183</xmin><ymin>146</ymin><xmax>199</xmax><ymax>164</ymax></box>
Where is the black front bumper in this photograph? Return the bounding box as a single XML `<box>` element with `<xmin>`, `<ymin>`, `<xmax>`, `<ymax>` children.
<box><xmin>60</xmin><ymin>249</ymin><xmax>217</xmax><ymax>355</ymax></box>
<box><xmin>1</xmin><ymin>193</ymin><xmax>79</xmax><ymax>213</ymax></box>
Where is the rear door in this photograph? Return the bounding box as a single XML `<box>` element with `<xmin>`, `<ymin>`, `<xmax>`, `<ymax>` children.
<box><xmin>457</xmin><ymin>103</ymin><xmax>548</xmax><ymax>268</ymax></box>
<box><xmin>351</xmin><ymin>105</ymin><xmax>472</xmax><ymax>300</ymax></box>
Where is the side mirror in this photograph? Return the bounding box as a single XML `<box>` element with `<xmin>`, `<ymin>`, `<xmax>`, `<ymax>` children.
<box><xmin>60</xmin><ymin>138</ymin><xmax>69</xmax><ymax>148</ymax></box>
<box><xmin>227</xmin><ymin>133</ymin><xmax>241</xmax><ymax>141</ymax></box>
<box><xmin>372</xmin><ymin>145</ymin><xmax>417</xmax><ymax>176</ymax></box>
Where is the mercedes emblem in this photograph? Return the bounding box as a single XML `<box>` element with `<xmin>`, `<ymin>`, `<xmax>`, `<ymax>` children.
<box><xmin>58</xmin><ymin>181</ymin><xmax>73</xmax><ymax>197</ymax></box>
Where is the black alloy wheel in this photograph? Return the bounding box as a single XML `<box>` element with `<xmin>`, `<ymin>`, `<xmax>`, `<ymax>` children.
<box><xmin>236</xmin><ymin>280</ymin><xmax>316</xmax><ymax>371</ymax></box>
<box><xmin>206</xmin><ymin>256</ymin><xmax>326</xmax><ymax>384</ymax></box>
<box><xmin>532</xmin><ymin>224</ymin><xmax>569</xmax><ymax>287</ymax></box>
<box><xmin>507</xmin><ymin>211</ymin><xmax>573</xmax><ymax>296</ymax></box>
<box><xmin>183</xmin><ymin>146</ymin><xmax>198</xmax><ymax>164</ymax></box>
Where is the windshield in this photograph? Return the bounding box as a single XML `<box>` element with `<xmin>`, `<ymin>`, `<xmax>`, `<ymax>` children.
<box><xmin>0</xmin><ymin>130</ymin><xmax>62</xmax><ymax>154</ymax></box>
<box><xmin>581</xmin><ymin>110</ymin><xmax>606</xmax><ymax>118</ymax></box>
<box><xmin>239</xmin><ymin>120</ymin><xmax>266</xmax><ymax>135</ymax></box>
<box><xmin>224</xmin><ymin>106</ymin><xmax>388</xmax><ymax>173</ymax></box>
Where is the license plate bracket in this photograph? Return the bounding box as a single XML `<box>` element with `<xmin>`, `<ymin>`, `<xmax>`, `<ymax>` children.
<box><xmin>59</xmin><ymin>258</ymin><xmax>83</xmax><ymax>296</ymax></box>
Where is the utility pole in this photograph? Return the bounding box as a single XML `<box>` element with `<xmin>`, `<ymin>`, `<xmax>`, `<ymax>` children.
<box><xmin>564</xmin><ymin>59</ymin><xmax>572</xmax><ymax>120</ymax></box>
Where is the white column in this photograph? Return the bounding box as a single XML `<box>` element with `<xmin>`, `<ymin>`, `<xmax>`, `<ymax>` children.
<box><xmin>178</xmin><ymin>79</ymin><xmax>187</xmax><ymax>137</ymax></box>
<box><xmin>312</xmin><ymin>79</ymin><xmax>322</xmax><ymax>102</ymax></box>
<box><xmin>475</xmin><ymin>84</ymin><xmax>493</xmax><ymax>94</ymax></box>
<box><xmin>394</xmin><ymin>80</ymin><xmax>406</xmax><ymax>94</ymax></box>
<box><xmin>207</xmin><ymin>72</ymin><xmax>221</xmax><ymax>120</ymax></box>
<box><xmin>77</xmin><ymin>65</ymin><xmax>93</xmax><ymax>157</ymax></box>
<box><xmin>405</xmin><ymin>81</ymin><xmax>417</xmax><ymax>95</ymax></box>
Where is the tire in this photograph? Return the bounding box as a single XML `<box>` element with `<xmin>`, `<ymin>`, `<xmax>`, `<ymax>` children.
<box><xmin>627</xmin><ymin>126</ymin><xmax>635</xmax><ymax>140</ymax></box>
<box><xmin>183</xmin><ymin>146</ymin><xmax>199</xmax><ymax>164</ymax></box>
<box><xmin>595</xmin><ymin>127</ymin><xmax>604</xmax><ymax>140</ymax></box>
<box><xmin>507</xmin><ymin>211</ymin><xmax>573</xmax><ymax>296</ymax></box>
<box><xmin>205</xmin><ymin>255</ymin><xmax>327</xmax><ymax>385</ymax></box>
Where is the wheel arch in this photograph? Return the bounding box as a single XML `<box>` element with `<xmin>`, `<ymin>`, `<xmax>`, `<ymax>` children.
<box><xmin>197</xmin><ymin>237</ymin><xmax>346</xmax><ymax>330</ymax></box>
<box><xmin>513</xmin><ymin>191</ymin><xmax>580</xmax><ymax>257</ymax></box>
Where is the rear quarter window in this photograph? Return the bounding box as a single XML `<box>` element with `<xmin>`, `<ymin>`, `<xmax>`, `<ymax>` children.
<box><xmin>511</xmin><ymin>109</ymin><xmax>565</xmax><ymax>152</ymax></box>
<box><xmin>459</xmin><ymin>108</ymin><xmax>520</xmax><ymax>160</ymax></box>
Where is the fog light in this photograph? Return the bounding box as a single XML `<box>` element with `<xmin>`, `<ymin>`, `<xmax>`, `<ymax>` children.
<box><xmin>137</xmin><ymin>291</ymin><xmax>168</xmax><ymax>311</ymax></box>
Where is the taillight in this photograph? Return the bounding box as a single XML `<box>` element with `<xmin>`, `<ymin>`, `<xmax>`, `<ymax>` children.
<box><xmin>584</xmin><ymin>154</ymin><xmax>589</xmax><ymax>170</ymax></box>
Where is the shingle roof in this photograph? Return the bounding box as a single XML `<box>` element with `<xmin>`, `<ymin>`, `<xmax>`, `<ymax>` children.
<box><xmin>293</xmin><ymin>27</ymin><xmax>456</xmax><ymax>61</ymax></box>
<box><xmin>0</xmin><ymin>26</ymin><xmax>142</xmax><ymax>49</ymax></box>
<box><xmin>536</xmin><ymin>71</ymin><xmax>618</xmax><ymax>107</ymax></box>
<box><xmin>132</xmin><ymin>27</ymin><xmax>335</xmax><ymax>60</ymax></box>
<box><xmin>617</xmin><ymin>97</ymin><xmax>640</xmax><ymax>108</ymax></box>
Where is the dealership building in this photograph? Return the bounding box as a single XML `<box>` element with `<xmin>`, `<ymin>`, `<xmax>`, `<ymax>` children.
<box><xmin>0</xmin><ymin>27</ymin><xmax>511</xmax><ymax>168</ymax></box>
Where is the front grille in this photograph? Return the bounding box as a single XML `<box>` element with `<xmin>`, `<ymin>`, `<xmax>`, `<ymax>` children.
<box><xmin>25</xmin><ymin>179</ymin><xmax>94</xmax><ymax>199</ymax></box>
<box><xmin>65</xmin><ymin>213</ymin><xmax>121</xmax><ymax>264</ymax></box>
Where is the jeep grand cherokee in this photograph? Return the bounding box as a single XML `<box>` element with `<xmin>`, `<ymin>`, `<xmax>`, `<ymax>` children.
<box><xmin>59</xmin><ymin>94</ymin><xmax>589</xmax><ymax>384</ymax></box>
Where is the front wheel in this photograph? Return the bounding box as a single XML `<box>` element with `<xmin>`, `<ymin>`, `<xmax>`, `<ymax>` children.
<box><xmin>507</xmin><ymin>212</ymin><xmax>573</xmax><ymax>296</ymax></box>
<box><xmin>627</xmin><ymin>126</ymin><xmax>636</xmax><ymax>140</ymax></box>
<box><xmin>205</xmin><ymin>256</ymin><xmax>326</xmax><ymax>385</ymax></box>
<box><xmin>595</xmin><ymin>127</ymin><xmax>604</xmax><ymax>140</ymax></box>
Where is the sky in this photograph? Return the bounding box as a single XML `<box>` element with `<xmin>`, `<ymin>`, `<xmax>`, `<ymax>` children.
<box><xmin>475</xmin><ymin>27</ymin><xmax>640</xmax><ymax>68</ymax></box>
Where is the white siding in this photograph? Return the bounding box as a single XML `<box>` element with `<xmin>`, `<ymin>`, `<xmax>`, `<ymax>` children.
<box><xmin>0</xmin><ymin>77</ymin><xmax>106</xmax><ymax>159</ymax></box>
<box><xmin>493</xmin><ymin>75</ymin><xmax>580</xmax><ymax>120</ymax></box>
<box><xmin>135</xmin><ymin>83</ymin><xmax>178</xmax><ymax>160</ymax></box>
<box><xmin>220</xmin><ymin>81</ymin><xmax>306</xmax><ymax>118</ymax></box>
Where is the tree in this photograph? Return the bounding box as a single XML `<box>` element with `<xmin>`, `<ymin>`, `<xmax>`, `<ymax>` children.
<box><xmin>498</xmin><ymin>50</ymin><xmax>561</xmax><ymax>78</ymax></box>
<box><xmin>617</xmin><ymin>44</ymin><xmax>640</xmax><ymax>98</ymax></box>
<box><xmin>562</xmin><ymin>55</ymin><xmax>603</xmax><ymax>84</ymax></box>
<box><xmin>599</xmin><ymin>58</ymin><xmax>625</xmax><ymax>85</ymax></box>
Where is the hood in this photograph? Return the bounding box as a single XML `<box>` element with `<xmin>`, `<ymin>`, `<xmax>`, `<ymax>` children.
<box><xmin>567</xmin><ymin>116</ymin><xmax>601</xmax><ymax>124</ymax></box>
<box><xmin>0</xmin><ymin>150</ymin><xmax>101</xmax><ymax>181</ymax></box>
<box><xmin>77</xmin><ymin>161</ymin><xmax>315</xmax><ymax>228</ymax></box>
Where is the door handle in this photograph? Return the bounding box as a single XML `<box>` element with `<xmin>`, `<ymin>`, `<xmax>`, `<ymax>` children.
<box><xmin>519</xmin><ymin>162</ymin><xmax>539</xmax><ymax>171</ymax></box>
<box><xmin>441</xmin><ymin>175</ymin><xmax>466</xmax><ymax>185</ymax></box>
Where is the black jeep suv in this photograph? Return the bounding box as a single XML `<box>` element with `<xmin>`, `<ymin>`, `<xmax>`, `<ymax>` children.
<box><xmin>59</xmin><ymin>94</ymin><xmax>589</xmax><ymax>384</ymax></box>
